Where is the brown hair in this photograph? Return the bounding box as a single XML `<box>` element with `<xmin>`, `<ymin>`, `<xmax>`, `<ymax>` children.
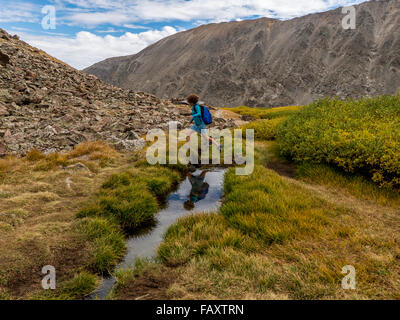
<box><xmin>187</xmin><ymin>94</ymin><xmax>199</xmax><ymax>105</ymax></box>
<box><xmin>184</xmin><ymin>200</ymin><xmax>195</xmax><ymax>211</ymax></box>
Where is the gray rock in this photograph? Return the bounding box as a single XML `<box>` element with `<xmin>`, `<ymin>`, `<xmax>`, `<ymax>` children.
<box><xmin>0</xmin><ymin>89</ymin><xmax>12</xmax><ymax>102</ymax></box>
<box><xmin>0</xmin><ymin>142</ymin><xmax>6</xmax><ymax>156</ymax></box>
<box><xmin>0</xmin><ymin>102</ymin><xmax>9</xmax><ymax>116</ymax></box>
<box><xmin>0</xmin><ymin>51</ymin><xmax>10</xmax><ymax>66</ymax></box>
<box><xmin>66</xmin><ymin>162</ymin><xmax>90</xmax><ymax>172</ymax></box>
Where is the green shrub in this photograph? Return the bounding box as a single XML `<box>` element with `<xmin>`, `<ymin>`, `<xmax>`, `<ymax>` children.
<box><xmin>277</xmin><ymin>95</ymin><xmax>400</xmax><ymax>188</ymax></box>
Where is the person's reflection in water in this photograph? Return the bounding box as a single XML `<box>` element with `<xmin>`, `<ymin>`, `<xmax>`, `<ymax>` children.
<box><xmin>184</xmin><ymin>170</ymin><xmax>210</xmax><ymax>211</ymax></box>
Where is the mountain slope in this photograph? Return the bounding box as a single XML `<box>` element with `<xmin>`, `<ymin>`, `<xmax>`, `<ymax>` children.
<box><xmin>0</xmin><ymin>29</ymin><xmax>233</xmax><ymax>156</ymax></box>
<box><xmin>84</xmin><ymin>0</ymin><xmax>400</xmax><ymax>108</ymax></box>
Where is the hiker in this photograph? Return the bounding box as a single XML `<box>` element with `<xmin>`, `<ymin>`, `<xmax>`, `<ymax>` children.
<box><xmin>184</xmin><ymin>170</ymin><xmax>210</xmax><ymax>211</ymax></box>
<box><xmin>186</xmin><ymin>94</ymin><xmax>222</xmax><ymax>152</ymax></box>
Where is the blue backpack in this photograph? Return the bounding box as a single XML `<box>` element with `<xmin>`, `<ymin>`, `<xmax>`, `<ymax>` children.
<box><xmin>200</xmin><ymin>105</ymin><xmax>212</xmax><ymax>125</ymax></box>
<box><xmin>198</xmin><ymin>183</ymin><xmax>209</xmax><ymax>200</ymax></box>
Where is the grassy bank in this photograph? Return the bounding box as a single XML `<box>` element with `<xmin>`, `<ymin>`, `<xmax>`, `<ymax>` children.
<box><xmin>0</xmin><ymin>141</ymin><xmax>184</xmax><ymax>299</ymax></box>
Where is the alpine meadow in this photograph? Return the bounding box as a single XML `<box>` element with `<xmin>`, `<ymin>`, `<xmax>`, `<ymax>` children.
<box><xmin>0</xmin><ymin>0</ymin><xmax>399</xmax><ymax>310</ymax></box>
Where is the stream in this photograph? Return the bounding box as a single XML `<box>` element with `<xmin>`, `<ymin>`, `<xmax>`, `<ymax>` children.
<box><xmin>87</xmin><ymin>168</ymin><xmax>227</xmax><ymax>300</ymax></box>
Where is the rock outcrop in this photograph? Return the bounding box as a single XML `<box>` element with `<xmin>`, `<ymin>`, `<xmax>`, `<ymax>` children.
<box><xmin>85</xmin><ymin>0</ymin><xmax>400</xmax><ymax>108</ymax></box>
<box><xmin>0</xmin><ymin>29</ymin><xmax>235</xmax><ymax>156</ymax></box>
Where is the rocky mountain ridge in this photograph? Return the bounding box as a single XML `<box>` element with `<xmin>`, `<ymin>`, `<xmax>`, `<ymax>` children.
<box><xmin>0</xmin><ymin>29</ymin><xmax>235</xmax><ymax>156</ymax></box>
<box><xmin>85</xmin><ymin>0</ymin><xmax>400</xmax><ymax>108</ymax></box>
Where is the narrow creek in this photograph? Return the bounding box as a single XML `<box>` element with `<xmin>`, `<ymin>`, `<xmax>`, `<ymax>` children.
<box><xmin>87</xmin><ymin>168</ymin><xmax>227</xmax><ymax>300</ymax></box>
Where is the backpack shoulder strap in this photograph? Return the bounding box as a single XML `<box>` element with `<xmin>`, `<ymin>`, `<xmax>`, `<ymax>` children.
<box><xmin>200</xmin><ymin>105</ymin><xmax>204</xmax><ymax>116</ymax></box>
<box><xmin>194</xmin><ymin>104</ymin><xmax>203</xmax><ymax>115</ymax></box>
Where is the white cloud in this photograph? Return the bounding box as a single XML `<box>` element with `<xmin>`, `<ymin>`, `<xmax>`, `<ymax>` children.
<box><xmin>96</xmin><ymin>27</ymin><xmax>123</xmax><ymax>33</ymax></box>
<box><xmin>0</xmin><ymin>0</ymin><xmax>369</xmax><ymax>26</ymax></box>
<box><xmin>123</xmin><ymin>24</ymin><xmax>151</xmax><ymax>30</ymax></box>
<box><xmin>0</xmin><ymin>1</ymin><xmax>40</xmax><ymax>23</ymax></box>
<box><xmin>2</xmin><ymin>0</ymin><xmax>369</xmax><ymax>70</ymax></box>
<box><xmin>13</xmin><ymin>26</ymin><xmax>179</xmax><ymax>70</ymax></box>
<box><xmin>61</xmin><ymin>0</ymin><xmax>368</xmax><ymax>26</ymax></box>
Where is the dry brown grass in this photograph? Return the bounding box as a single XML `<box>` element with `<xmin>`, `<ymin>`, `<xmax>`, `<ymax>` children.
<box><xmin>0</xmin><ymin>141</ymin><xmax>132</xmax><ymax>299</ymax></box>
<box><xmin>67</xmin><ymin>141</ymin><xmax>120</xmax><ymax>162</ymax></box>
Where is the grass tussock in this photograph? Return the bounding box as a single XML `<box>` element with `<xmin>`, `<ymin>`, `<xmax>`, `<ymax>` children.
<box><xmin>77</xmin><ymin>167</ymin><xmax>180</xmax><ymax>231</ymax></box>
<box><xmin>220</xmin><ymin>166</ymin><xmax>333</xmax><ymax>245</ymax></box>
<box><xmin>56</xmin><ymin>272</ymin><xmax>99</xmax><ymax>300</ymax></box>
<box><xmin>30</xmin><ymin>271</ymin><xmax>99</xmax><ymax>300</ymax></box>
<box><xmin>109</xmin><ymin>258</ymin><xmax>153</xmax><ymax>297</ymax></box>
<box><xmin>76</xmin><ymin>218</ymin><xmax>126</xmax><ymax>274</ymax></box>
<box><xmin>67</xmin><ymin>141</ymin><xmax>120</xmax><ymax>165</ymax></box>
<box><xmin>0</xmin><ymin>156</ymin><xmax>23</xmax><ymax>181</ymax></box>
<box><xmin>25</xmin><ymin>149</ymin><xmax>46</xmax><ymax>162</ymax></box>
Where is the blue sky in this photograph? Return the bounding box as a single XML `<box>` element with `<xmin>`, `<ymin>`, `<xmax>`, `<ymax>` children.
<box><xmin>0</xmin><ymin>0</ymin><xmax>367</xmax><ymax>69</ymax></box>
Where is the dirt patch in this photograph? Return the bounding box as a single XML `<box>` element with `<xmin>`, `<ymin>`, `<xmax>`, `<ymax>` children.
<box><xmin>117</xmin><ymin>268</ymin><xmax>177</xmax><ymax>300</ymax></box>
<box><xmin>4</xmin><ymin>234</ymin><xmax>91</xmax><ymax>298</ymax></box>
<box><xmin>266</xmin><ymin>159</ymin><xmax>296</xmax><ymax>178</ymax></box>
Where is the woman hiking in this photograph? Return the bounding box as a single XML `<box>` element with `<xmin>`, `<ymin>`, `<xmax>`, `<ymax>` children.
<box><xmin>186</xmin><ymin>94</ymin><xmax>222</xmax><ymax>152</ymax></box>
<box><xmin>183</xmin><ymin>169</ymin><xmax>210</xmax><ymax>211</ymax></box>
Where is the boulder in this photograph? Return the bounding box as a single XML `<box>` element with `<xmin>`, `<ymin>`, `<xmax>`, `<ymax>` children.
<box><xmin>0</xmin><ymin>102</ymin><xmax>9</xmax><ymax>116</ymax></box>
<box><xmin>0</xmin><ymin>51</ymin><xmax>10</xmax><ymax>66</ymax></box>
<box><xmin>66</xmin><ymin>162</ymin><xmax>90</xmax><ymax>172</ymax></box>
<box><xmin>0</xmin><ymin>142</ymin><xmax>6</xmax><ymax>157</ymax></box>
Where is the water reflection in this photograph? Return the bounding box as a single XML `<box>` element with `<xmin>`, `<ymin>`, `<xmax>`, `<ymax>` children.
<box><xmin>87</xmin><ymin>168</ymin><xmax>226</xmax><ymax>300</ymax></box>
<box><xmin>184</xmin><ymin>170</ymin><xmax>210</xmax><ymax>211</ymax></box>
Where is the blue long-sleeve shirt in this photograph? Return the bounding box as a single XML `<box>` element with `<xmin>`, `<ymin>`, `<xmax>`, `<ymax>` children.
<box><xmin>190</xmin><ymin>104</ymin><xmax>204</xmax><ymax>126</ymax></box>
